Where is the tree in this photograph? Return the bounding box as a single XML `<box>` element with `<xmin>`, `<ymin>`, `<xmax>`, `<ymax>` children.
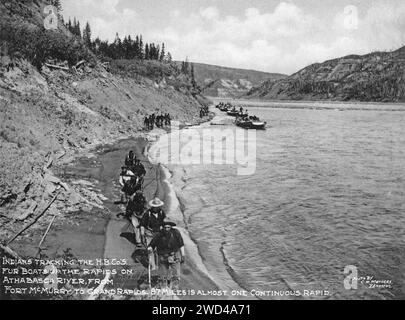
<box><xmin>51</xmin><ymin>0</ymin><xmax>62</xmax><ymax>13</ymax></box>
<box><xmin>191</xmin><ymin>63</ymin><xmax>197</xmax><ymax>89</ymax></box>
<box><xmin>181</xmin><ymin>58</ymin><xmax>190</xmax><ymax>75</ymax></box>
<box><xmin>166</xmin><ymin>52</ymin><xmax>172</xmax><ymax>63</ymax></box>
<box><xmin>159</xmin><ymin>43</ymin><xmax>165</xmax><ymax>62</ymax></box>
<box><xmin>139</xmin><ymin>35</ymin><xmax>144</xmax><ymax>59</ymax></box>
<box><xmin>145</xmin><ymin>43</ymin><xmax>149</xmax><ymax>60</ymax></box>
<box><xmin>83</xmin><ymin>22</ymin><xmax>92</xmax><ymax>48</ymax></box>
<box><xmin>71</xmin><ymin>18</ymin><xmax>81</xmax><ymax>38</ymax></box>
<box><xmin>113</xmin><ymin>33</ymin><xmax>123</xmax><ymax>59</ymax></box>
<box><xmin>67</xmin><ymin>19</ymin><xmax>72</xmax><ymax>32</ymax></box>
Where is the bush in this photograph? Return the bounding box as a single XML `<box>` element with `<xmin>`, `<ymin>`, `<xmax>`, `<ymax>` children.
<box><xmin>0</xmin><ymin>18</ymin><xmax>96</xmax><ymax>69</ymax></box>
<box><xmin>110</xmin><ymin>59</ymin><xmax>179</xmax><ymax>80</ymax></box>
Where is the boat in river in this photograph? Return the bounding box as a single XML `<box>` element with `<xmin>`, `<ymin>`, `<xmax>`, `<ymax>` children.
<box><xmin>235</xmin><ymin>117</ymin><xmax>267</xmax><ymax>130</ymax></box>
<box><xmin>250</xmin><ymin>120</ymin><xmax>267</xmax><ymax>130</ymax></box>
<box><xmin>227</xmin><ymin>110</ymin><xmax>239</xmax><ymax>117</ymax></box>
<box><xmin>219</xmin><ymin>105</ymin><xmax>229</xmax><ymax>112</ymax></box>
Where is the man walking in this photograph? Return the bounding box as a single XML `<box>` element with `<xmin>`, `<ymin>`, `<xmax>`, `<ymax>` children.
<box><xmin>125</xmin><ymin>190</ymin><xmax>147</xmax><ymax>247</ymax></box>
<box><xmin>140</xmin><ymin>197</ymin><xmax>166</xmax><ymax>270</ymax></box>
<box><xmin>119</xmin><ymin>166</ymin><xmax>135</xmax><ymax>203</ymax></box>
<box><xmin>148</xmin><ymin>220</ymin><xmax>185</xmax><ymax>289</ymax></box>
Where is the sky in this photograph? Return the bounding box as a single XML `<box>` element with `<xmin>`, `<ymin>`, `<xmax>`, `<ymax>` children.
<box><xmin>60</xmin><ymin>0</ymin><xmax>405</xmax><ymax>75</ymax></box>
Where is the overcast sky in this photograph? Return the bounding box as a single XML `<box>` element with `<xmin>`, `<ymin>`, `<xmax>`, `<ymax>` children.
<box><xmin>61</xmin><ymin>0</ymin><xmax>405</xmax><ymax>75</ymax></box>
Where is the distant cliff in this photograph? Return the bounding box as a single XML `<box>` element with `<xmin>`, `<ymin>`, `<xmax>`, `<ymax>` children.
<box><xmin>246</xmin><ymin>46</ymin><xmax>405</xmax><ymax>102</ymax></box>
<box><xmin>186</xmin><ymin>62</ymin><xmax>286</xmax><ymax>98</ymax></box>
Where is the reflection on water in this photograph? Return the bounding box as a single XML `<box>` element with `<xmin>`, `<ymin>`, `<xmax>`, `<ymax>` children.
<box><xmin>153</xmin><ymin>103</ymin><xmax>405</xmax><ymax>300</ymax></box>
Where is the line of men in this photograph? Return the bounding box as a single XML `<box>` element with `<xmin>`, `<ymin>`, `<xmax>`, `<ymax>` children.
<box><xmin>144</xmin><ymin>113</ymin><xmax>172</xmax><ymax>130</ymax></box>
<box><xmin>199</xmin><ymin>105</ymin><xmax>209</xmax><ymax>118</ymax></box>
<box><xmin>119</xmin><ymin>151</ymin><xmax>185</xmax><ymax>289</ymax></box>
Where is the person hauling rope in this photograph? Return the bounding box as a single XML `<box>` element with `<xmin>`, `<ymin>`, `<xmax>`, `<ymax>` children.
<box><xmin>140</xmin><ymin>197</ymin><xmax>166</xmax><ymax>270</ymax></box>
<box><xmin>125</xmin><ymin>190</ymin><xmax>147</xmax><ymax>247</ymax></box>
<box><xmin>125</xmin><ymin>150</ymin><xmax>137</xmax><ymax>171</ymax></box>
<box><xmin>119</xmin><ymin>166</ymin><xmax>135</xmax><ymax>203</ymax></box>
<box><xmin>132</xmin><ymin>159</ymin><xmax>146</xmax><ymax>188</ymax></box>
<box><xmin>148</xmin><ymin>219</ymin><xmax>185</xmax><ymax>289</ymax></box>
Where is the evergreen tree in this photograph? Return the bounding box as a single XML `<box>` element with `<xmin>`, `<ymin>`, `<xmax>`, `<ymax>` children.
<box><xmin>181</xmin><ymin>58</ymin><xmax>190</xmax><ymax>75</ymax></box>
<box><xmin>72</xmin><ymin>17</ymin><xmax>77</xmax><ymax>34</ymax></box>
<box><xmin>160</xmin><ymin>43</ymin><xmax>165</xmax><ymax>62</ymax></box>
<box><xmin>71</xmin><ymin>18</ymin><xmax>81</xmax><ymax>38</ymax></box>
<box><xmin>93</xmin><ymin>37</ymin><xmax>101</xmax><ymax>54</ymax></box>
<box><xmin>51</xmin><ymin>0</ymin><xmax>62</xmax><ymax>12</ymax></box>
<box><xmin>134</xmin><ymin>35</ymin><xmax>140</xmax><ymax>58</ymax></box>
<box><xmin>156</xmin><ymin>44</ymin><xmax>160</xmax><ymax>60</ymax></box>
<box><xmin>123</xmin><ymin>35</ymin><xmax>129</xmax><ymax>58</ymax></box>
<box><xmin>145</xmin><ymin>43</ymin><xmax>149</xmax><ymax>60</ymax></box>
<box><xmin>113</xmin><ymin>33</ymin><xmax>122</xmax><ymax>59</ymax></box>
<box><xmin>67</xmin><ymin>19</ymin><xmax>72</xmax><ymax>33</ymax></box>
<box><xmin>75</xmin><ymin>21</ymin><xmax>81</xmax><ymax>38</ymax></box>
<box><xmin>166</xmin><ymin>52</ymin><xmax>172</xmax><ymax>63</ymax></box>
<box><xmin>83</xmin><ymin>22</ymin><xmax>92</xmax><ymax>48</ymax></box>
<box><xmin>139</xmin><ymin>36</ymin><xmax>144</xmax><ymax>59</ymax></box>
<box><xmin>191</xmin><ymin>63</ymin><xmax>197</xmax><ymax>89</ymax></box>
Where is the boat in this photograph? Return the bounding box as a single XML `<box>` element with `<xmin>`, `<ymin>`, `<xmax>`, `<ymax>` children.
<box><xmin>235</xmin><ymin>117</ymin><xmax>267</xmax><ymax>130</ymax></box>
<box><xmin>219</xmin><ymin>106</ymin><xmax>229</xmax><ymax>112</ymax></box>
<box><xmin>250</xmin><ymin>121</ymin><xmax>267</xmax><ymax>130</ymax></box>
<box><xmin>227</xmin><ymin>110</ymin><xmax>239</xmax><ymax>117</ymax></box>
<box><xmin>235</xmin><ymin>118</ymin><xmax>253</xmax><ymax>129</ymax></box>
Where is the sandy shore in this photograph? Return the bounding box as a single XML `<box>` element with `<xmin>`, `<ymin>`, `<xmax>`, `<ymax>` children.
<box><xmin>1</xmin><ymin>110</ymin><xmax>231</xmax><ymax>300</ymax></box>
<box><xmin>99</xmin><ymin>134</ymin><xmax>222</xmax><ymax>300</ymax></box>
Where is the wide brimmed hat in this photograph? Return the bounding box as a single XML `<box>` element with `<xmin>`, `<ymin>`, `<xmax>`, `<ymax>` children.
<box><xmin>163</xmin><ymin>220</ymin><xmax>177</xmax><ymax>227</ymax></box>
<box><xmin>149</xmin><ymin>197</ymin><xmax>164</xmax><ymax>208</ymax></box>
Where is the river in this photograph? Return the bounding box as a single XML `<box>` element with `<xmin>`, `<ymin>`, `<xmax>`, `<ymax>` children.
<box><xmin>149</xmin><ymin>100</ymin><xmax>405</xmax><ymax>300</ymax></box>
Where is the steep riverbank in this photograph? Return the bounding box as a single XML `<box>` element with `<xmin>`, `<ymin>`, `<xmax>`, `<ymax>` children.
<box><xmin>1</xmin><ymin>111</ymin><xmax>225</xmax><ymax>300</ymax></box>
<box><xmin>55</xmin><ymin>125</ymin><xmax>225</xmax><ymax>300</ymax></box>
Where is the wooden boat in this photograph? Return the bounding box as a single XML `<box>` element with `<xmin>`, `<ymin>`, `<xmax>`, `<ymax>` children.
<box><xmin>250</xmin><ymin>121</ymin><xmax>267</xmax><ymax>130</ymax></box>
<box><xmin>235</xmin><ymin>118</ymin><xmax>267</xmax><ymax>130</ymax></box>
<box><xmin>227</xmin><ymin>110</ymin><xmax>239</xmax><ymax>117</ymax></box>
<box><xmin>235</xmin><ymin>118</ymin><xmax>253</xmax><ymax>129</ymax></box>
<box><xmin>219</xmin><ymin>106</ymin><xmax>229</xmax><ymax>112</ymax></box>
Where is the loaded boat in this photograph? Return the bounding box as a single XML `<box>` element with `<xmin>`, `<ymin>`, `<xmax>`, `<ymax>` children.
<box><xmin>216</xmin><ymin>103</ymin><xmax>267</xmax><ymax>130</ymax></box>
<box><xmin>235</xmin><ymin>117</ymin><xmax>267</xmax><ymax>130</ymax></box>
<box><xmin>227</xmin><ymin>109</ymin><xmax>239</xmax><ymax>117</ymax></box>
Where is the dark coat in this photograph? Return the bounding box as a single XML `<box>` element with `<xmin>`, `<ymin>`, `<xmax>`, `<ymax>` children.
<box><xmin>150</xmin><ymin>229</ymin><xmax>184</xmax><ymax>255</ymax></box>
<box><xmin>140</xmin><ymin>209</ymin><xmax>166</xmax><ymax>233</ymax></box>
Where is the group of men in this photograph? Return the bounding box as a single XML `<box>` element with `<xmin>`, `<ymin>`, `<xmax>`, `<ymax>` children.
<box><xmin>144</xmin><ymin>113</ymin><xmax>172</xmax><ymax>130</ymax></box>
<box><xmin>199</xmin><ymin>105</ymin><xmax>209</xmax><ymax>118</ymax></box>
<box><xmin>119</xmin><ymin>151</ymin><xmax>146</xmax><ymax>203</ymax></box>
<box><xmin>119</xmin><ymin>151</ymin><xmax>185</xmax><ymax>289</ymax></box>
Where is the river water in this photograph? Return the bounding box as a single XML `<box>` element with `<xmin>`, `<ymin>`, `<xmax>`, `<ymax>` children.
<box><xmin>149</xmin><ymin>101</ymin><xmax>405</xmax><ymax>300</ymax></box>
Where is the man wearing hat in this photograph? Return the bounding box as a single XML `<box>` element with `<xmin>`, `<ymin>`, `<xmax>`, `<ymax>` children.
<box><xmin>140</xmin><ymin>197</ymin><xmax>166</xmax><ymax>270</ymax></box>
<box><xmin>148</xmin><ymin>219</ymin><xmax>185</xmax><ymax>289</ymax></box>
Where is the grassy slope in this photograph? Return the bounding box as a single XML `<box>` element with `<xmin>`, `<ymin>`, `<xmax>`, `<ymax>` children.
<box><xmin>246</xmin><ymin>47</ymin><xmax>405</xmax><ymax>102</ymax></box>
<box><xmin>175</xmin><ymin>61</ymin><xmax>286</xmax><ymax>97</ymax></box>
<box><xmin>191</xmin><ymin>62</ymin><xmax>285</xmax><ymax>84</ymax></box>
<box><xmin>0</xmin><ymin>0</ymin><xmax>207</xmax><ymax>230</ymax></box>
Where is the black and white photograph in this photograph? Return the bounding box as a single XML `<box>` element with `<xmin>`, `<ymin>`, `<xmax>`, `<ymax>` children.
<box><xmin>0</xmin><ymin>0</ymin><xmax>404</xmax><ymax>305</ymax></box>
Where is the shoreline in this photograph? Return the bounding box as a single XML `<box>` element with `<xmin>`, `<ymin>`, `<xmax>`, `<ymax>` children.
<box><xmin>146</xmin><ymin>107</ymin><xmax>257</xmax><ymax>300</ymax></box>
<box><xmin>100</xmin><ymin>112</ymin><xmax>227</xmax><ymax>300</ymax></box>
<box><xmin>209</xmin><ymin>97</ymin><xmax>405</xmax><ymax>111</ymax></box>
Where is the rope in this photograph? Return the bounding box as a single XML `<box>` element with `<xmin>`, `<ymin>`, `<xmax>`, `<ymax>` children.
<box><xmin>35</xmin><ymin>213</ymin><xmax>57</xmax><ymax>258</ymax></box>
